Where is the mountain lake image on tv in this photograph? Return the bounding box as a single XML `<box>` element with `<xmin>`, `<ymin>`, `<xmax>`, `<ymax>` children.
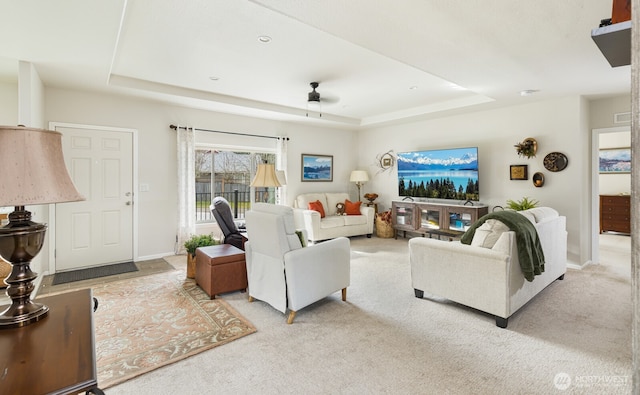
<box><xmin>398</xmin><ymin>147</ymin><xmax>479</xmax><ymax>201</ymax></box>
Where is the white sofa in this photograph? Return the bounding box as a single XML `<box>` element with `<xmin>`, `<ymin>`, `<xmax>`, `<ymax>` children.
<box><xmin>293</xmin><ymin>192</ymin><xmax>374</xmax><ymax>243</ymax></box>
<box><xmin>409</xmin><ymin>207</ymin><xmax>567</xmax><ymax>328</ymax></box>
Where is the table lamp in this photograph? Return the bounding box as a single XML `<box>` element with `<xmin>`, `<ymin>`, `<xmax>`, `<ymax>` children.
<box><xmin>350</xmin><ymin>170</ymin><xmax>369</xmax><ymax>201</ymax></box>
<box><xmin>0</xmin><ymin>126</ymin><xmax>84</xmax><ymax>328</ymax></box>
<box><xmin>251</xmin><ymin>163</ymin><xmax>281</xmax><ymax>203</ymax></box>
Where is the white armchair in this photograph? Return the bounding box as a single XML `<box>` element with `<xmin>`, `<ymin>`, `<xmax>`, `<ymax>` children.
<box><xmin>245</xmin><ymin>203</ymin><xmax>350</xmax><ymax>324</ymax></box>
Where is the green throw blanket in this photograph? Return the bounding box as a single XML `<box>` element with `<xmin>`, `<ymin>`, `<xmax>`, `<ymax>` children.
<box><xmin>460</xmin><ymin>211</ymin><xmax>545</xmax><ymax>282</ymax></box>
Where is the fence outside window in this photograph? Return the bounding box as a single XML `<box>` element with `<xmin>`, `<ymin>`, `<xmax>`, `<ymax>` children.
<box><xmin>196</xmin><ymin>189</ymin><xmax>251</xmax><ymax>222</ymax></box>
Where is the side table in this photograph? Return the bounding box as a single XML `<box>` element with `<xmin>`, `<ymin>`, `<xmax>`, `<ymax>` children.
<box><xmin>196</xmin><ymin>244</ymin><xmax>248</xmax><ymax>299</ymax></box>
<box><xmin>364</xmin><ymin>202</ymin><xmax>378</xmax><ymax>214</ymax></box>
<box><xmin>0</xmin><ymin>288</ymin><xmax>103</xmax><ymax>394</ymax></box>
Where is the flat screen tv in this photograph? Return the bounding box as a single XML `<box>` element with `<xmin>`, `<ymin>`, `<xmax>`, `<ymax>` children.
<box><xmin>397</xmin><ymin>147</ymin><xmax>479</xmax><ymax>201</ymax></box>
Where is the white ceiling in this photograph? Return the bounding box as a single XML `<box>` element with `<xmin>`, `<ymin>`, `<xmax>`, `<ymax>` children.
<box><xmin>0</xmin><ymin>0</ymin><xmax>630</xmax><ymax>129</ymax></box>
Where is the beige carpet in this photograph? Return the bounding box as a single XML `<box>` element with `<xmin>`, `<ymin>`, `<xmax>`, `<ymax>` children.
<box><xmin>107</xmin><ymin>236</ymin><xmax>631</xmax><ymax>394</ymax></box>
<box><xmin>92</xmin><ymin>267</ymin><xmax>256</xmax><ymax>389</ymax></box>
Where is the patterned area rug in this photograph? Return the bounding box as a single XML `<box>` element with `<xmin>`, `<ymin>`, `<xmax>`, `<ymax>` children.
<box><xmin>92</xmin><ymin>268</ymin><xmax>256</xmax><ymax>389</ymax></box>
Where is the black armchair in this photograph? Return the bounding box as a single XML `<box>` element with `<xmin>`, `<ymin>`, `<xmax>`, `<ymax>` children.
<box><xmin>211</xmin><ymin>197</ymin><xmax>246</xmax><ymax>250</ymax></box>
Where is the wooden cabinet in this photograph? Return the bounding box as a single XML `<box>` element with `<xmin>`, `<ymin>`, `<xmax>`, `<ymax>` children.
<box><xmin>600</xmin><ymin>195</ymin><xmax>630</xmax><ymax>234</ymax></box>
<box><xmin>391</xmin><ymin>202</ymin><xmax>416</xmax><ymax>234</ymax></box>
<box><xmin>0</xmin><ymin>289</ymin><xmax>102</xmax><ymax>394</ymax></box>
<box><xmin>392</xmin><ymin>201</ymin><xmax>488</xmax><ymax>239</ymax></box>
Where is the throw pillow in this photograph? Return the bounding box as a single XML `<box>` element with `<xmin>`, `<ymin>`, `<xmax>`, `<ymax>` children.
<box><xmin>294</xmin><ymin>230</ymin><xmax>307</xmax><ymax>247</ymax></box>
<box><xmin>308</xmin><ymin>200</ymin><xmax>326</xmax><ymax>218</ymax></box>
<box><xmin>344</xmin><ymin>199</ymin><xmax>362</xmax><ymax>215</ymax></box>
<box><xmin>470</xmin><ymin>219</ymin><xmax>509</xmax><ymax>248</ymax></box>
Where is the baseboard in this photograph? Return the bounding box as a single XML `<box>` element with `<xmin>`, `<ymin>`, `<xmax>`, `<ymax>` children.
<box><xmin>567</xmin><ymin>260</ymin><xmax>591</xmax><ymax>270</ymax></box>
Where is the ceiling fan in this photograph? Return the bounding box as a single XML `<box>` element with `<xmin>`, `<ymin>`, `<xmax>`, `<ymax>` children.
<box><xmin>307</xmin><ymin>82</ymin><xmax>339</xmax><ymax>105</ymax></box>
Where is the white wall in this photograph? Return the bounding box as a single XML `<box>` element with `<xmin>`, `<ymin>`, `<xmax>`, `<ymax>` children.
<box><xmin>0</xmin><ymin>81</ymin><xmax>18</xmax><ymax>125</ymax></box>
<box><xmin>357</xmin><ymin>96</ymin><xmax>588</xmax><ymax>265</ymax></box>
<box><xmin>18</xmin><ymin>61</ymin><xmax>44</xmax><ymax>129</ymax></box>
<box><xmin>590</xmin><ymin>94</ymin><xmax>631</xmax><ymax>130</ymax></box>
<box><xmin>44</xmin><ymin>88</ymin><xmax>358</xmax><ymax>262</ymax></box>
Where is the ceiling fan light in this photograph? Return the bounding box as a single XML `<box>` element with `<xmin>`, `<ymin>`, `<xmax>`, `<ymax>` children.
<box><xmin>308</xmin><ymin>81</ymin><xmax>320</xmax><ymax>102</ymax></box>
<box><xmin>306</xmin><ymin>81</ymin><xmax>322</xmax><ymax>117</ymax></box>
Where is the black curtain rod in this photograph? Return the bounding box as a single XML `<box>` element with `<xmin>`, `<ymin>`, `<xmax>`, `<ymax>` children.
<box><xmin>169</xmin><ymin>124</ymin><xmax>289</xmax><ymax>141</ymax></box>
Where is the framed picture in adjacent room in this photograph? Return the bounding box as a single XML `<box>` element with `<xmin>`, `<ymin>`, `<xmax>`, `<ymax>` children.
<box><xmin>599</xmin><ymin>147</ymin><xmax>631</xmax><ymax>173</ymax></box>
<box><xmin>301</xmin><ymin>154</ymin><xmax>333</xmax><ymax>182</ymax></box>
<box><xmin>510</xmin><ymin>165</ymin><xmax>528</xmax><ymax>180</ymax></box>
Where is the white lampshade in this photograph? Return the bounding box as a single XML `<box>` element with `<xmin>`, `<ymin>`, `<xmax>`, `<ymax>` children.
<box><xmin>350</xmin><ymin>170</ymin><xmax>369</xmax><ymax>183</ymax></box>
<box><xmin>251</xmin><ymin>163</ymin><xmax>282</xmax><ymax>187</ymax></box>
<box><xmin>0</xmin><ymin>126</ymin><xmax>85</xmax><ymax>206</ymax></box>
<box><xmin>275</xmin><ymin>170</ymin><xmax>287</xmax><ymax>186</ymax></box>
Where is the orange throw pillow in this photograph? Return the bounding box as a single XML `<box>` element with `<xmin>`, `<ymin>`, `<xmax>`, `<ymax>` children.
<box><xmin>308</xmin><ymin>200</ymin><xmax>326</xmax><ymax>218</ymax></box>
<box><xmin>344</xmin><ymin>199</ymin><xmax>362</xmax><ymax>215</ymax></box>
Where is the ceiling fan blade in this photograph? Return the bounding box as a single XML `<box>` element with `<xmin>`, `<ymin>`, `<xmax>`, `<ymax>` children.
<box><xmin>320</xmin><ymin>93</ymin><xmax>340</xmax><ymax>105</ymax></box>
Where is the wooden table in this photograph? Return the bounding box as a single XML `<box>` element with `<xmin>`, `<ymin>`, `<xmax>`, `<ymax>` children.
<box><xmin>0</xmin><ymin>289</ymin><xmax>103</xmax><ymax>394</ymax></box>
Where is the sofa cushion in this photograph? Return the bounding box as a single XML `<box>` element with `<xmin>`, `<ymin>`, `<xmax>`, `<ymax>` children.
<box><xmin>308</xmin><ymin>200</ymin><xmax>326</xmax><ymax>218</ymax></box>
<box><xmin>517</xmin><ymin>210</ymin><xmax>537</xmax><ymax>224</ymax></box>
<box><xmin>470</xmin><ymin>219</ymin><xmax>509</xmax><ymax>248</ymax></box>
<box><xmin>344</xmin><ymin>199</ymin><xmax>362</xmax><ymax>215</ymax></box>
<box><xmin>296</xmin><ymin>193</ymin><xmax>328</xmax><ymax>212</ymax></box>
<box><xmin>325</xmin><ymin>193</ymin><xmax>350</xmax><ymax>216</ymax></box>
<box><xmin>525</xmin><ymin>207</ymin><xmax>559</xmax><ymax>223</ymax></box>
<box><xmin>320</xmin><ymin>216</ymin><xmax>345</xmax><ymax>229</ymax></box>
<box><xmin>343</xmin><ymin>214</ymin><xmax>367</xmax><ymax>226</ymax></box>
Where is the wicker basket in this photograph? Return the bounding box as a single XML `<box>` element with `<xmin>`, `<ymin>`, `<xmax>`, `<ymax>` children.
<box><xmin>375</xmin><ymin>217</ymin><xmax>394</xmax><ymax>238</ymax></box>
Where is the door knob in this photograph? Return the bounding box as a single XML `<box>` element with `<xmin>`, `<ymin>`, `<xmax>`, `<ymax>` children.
<box><xmin>126</xmin><ymin>201</ymin><xmax>132</xmax><ymax>206</ymax></box>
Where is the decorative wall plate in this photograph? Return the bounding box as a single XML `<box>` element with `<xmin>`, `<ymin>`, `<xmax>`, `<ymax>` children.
<box><xmin>543</xmin><ymin>152</ymin><xmax>568</xmax><ymax>172</ymax></box>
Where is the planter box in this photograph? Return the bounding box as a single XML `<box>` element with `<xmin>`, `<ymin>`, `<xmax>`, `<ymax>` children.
<box><xmin>187</xmin><ymin>254</ymin><xmax>196</xmax><ymax>279</ymax></box>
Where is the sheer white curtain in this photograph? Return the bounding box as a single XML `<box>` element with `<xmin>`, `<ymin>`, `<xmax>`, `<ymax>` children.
<box><xmin>176</xmin><ymin>126</ymin><xmax>195</xmax><ymax>254</ymax></box>
<box><xmin>276</xmin><ymin>137</ymin><xmax>288</xmax><ymax>205</ymax></box>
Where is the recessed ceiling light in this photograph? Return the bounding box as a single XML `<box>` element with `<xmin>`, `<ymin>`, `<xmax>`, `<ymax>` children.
<box><xmin>520</xmin><ymin>89</ymin><xmax>539</xmax><ymax>96</ymax></box>
<box><xmin>209</xmin><ymin>76</ymin><xmax>219</xmax><ymax>81</ymax></box>
<box><xmin>409</xmin><ymin>86</ymin><xmax>418</xmax><ymax>90</ymax></box>
<box><xmin>258</xmin><ymin>35</ymin><xmax>272</xmax><ymax>43</ymax></box>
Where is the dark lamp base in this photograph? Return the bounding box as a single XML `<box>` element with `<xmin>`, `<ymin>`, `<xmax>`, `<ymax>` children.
<box><xmin>0</xmin><ymin>206</ymin><xmax>48</xmax><ymax>329</ymax></box>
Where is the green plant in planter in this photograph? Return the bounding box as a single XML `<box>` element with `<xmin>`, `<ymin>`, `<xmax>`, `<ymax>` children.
<box><xmin>506</xmin><ymin>197</ymin><xmax>539</xmax><ymax>211</ymax></box>
<box><xmin>184</xmin><ymin>234</ymin><xmax>218</xmax><ymax>257</ymax></box>
<box><xmin>514</xmin><ymin>138</ymin><xmax>537</xmax><ymax>159</ymax></box>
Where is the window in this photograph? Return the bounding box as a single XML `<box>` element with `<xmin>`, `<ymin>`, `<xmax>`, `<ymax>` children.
<box><xmin>195</xmin><ymin>148</ymin><xmax>276</xmax><ymax>222</ymax></box>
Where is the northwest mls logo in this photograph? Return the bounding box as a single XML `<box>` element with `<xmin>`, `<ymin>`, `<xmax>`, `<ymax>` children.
<box><xmin>554</xmin><ymin>372</ymin><xmax>572</xmax><ymax>390</ymax></box>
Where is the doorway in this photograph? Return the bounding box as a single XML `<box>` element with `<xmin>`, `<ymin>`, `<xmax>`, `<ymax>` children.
<box><xmin>591</xmin><ymin>126</ymin><xmax>631</xmax><ymax>272</ymax></box>
<box><xmin>49</xmin><ymin>123</ymin><xmax>137</xmax><ymax>272</ymax></box>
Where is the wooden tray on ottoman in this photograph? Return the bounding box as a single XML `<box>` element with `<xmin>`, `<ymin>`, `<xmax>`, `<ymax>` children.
<box><xmin>195</xmin><ymin>244</ymin><xmax>247</xmax><ymax>299</ymax></box>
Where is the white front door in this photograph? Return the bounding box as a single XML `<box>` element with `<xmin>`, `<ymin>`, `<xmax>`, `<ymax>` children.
<box><xmin>54</xmin><ymin>125</ymin><xmax>134</xmax><ymax>271</ymax></box>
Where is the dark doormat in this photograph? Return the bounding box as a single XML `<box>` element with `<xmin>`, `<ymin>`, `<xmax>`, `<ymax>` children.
<box><xmin>52</xmin><ymin>262</ymin><xmax>138</xmax><ymax>285</ymax></box>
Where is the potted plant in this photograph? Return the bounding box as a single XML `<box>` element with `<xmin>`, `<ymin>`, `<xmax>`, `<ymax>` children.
<box><xmin>184</xmin><ymin>234</ymin><xmax>218</xmax><ymax>278</ymax></box>
<box><xmin>506</xmin><ymin>197</ymin><xmax>539</xmax><ymax>211</ymax></box>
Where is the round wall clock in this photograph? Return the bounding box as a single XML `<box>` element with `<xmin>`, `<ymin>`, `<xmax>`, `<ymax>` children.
<box><xmin>543</xmin><ymin>152</ymin><xmax>568</xmax><ymax>172</ymax></box>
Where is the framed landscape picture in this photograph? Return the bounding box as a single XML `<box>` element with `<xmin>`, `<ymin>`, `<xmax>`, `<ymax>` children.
<box><xmin>301</xmin><ymin>154</ymin><xmax>333</xmax><ymax>182</ymax></box>
<box><xmin>599</xmin><ymin>147</ymin><xmax>631</xmax><ymax>173</ymax></box>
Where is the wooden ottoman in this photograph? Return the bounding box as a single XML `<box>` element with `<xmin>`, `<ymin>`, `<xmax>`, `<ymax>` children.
<box><xmin>195</xmin><ymin>244</ymin><xmax>247</xmax><ymax>299</ymax></box>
